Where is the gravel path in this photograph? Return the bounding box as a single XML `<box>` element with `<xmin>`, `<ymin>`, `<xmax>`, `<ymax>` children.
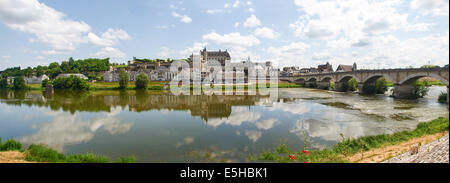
<box><xmin>383</xmin><ymin>134</ymin><xmax>449</xmax><ymax>163</ymax></box>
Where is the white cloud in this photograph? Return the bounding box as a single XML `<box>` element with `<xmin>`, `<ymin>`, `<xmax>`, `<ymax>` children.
<box><xmin>1</xmin><ymin>55</ymin><xmax>11</xmax><ymax>60</ymax></box>
<box><xmin>267</xmin><ymin>42</ymin><xmax>310</xmax><ymax>66</ymax></box>
<box><xmin>255</xmin><ymin>118</ymin><xmax>279</xmax><ymax>130</ymax></box>
<box><xmin>204</xmin><ymin>9</ymin><xmax>226</xmax><ymax>15</ymax></box>
<box><xmin>233</xmin><ymin>0</ymin><xmax>241</xmax><ymax>8</ymax></box>
<box><xmin>202</xmin><ymin>32</ymin><xmax>260</xmax><ymax>47</ymax></box>
<box><xmin>245</xmin><ymin>130</ymin><xmax>262</xmax><ymax>142</ymax></box>
<box><xmin>224</xmin><ymin>3</ymin><xmax>230</xmax><ymax>8</ymax></box>
<box><xmin>411</xmin><ymin>0</ymin><xmax>449</xmax><ymax>16</ymax></box>
<box><xmin>158</xmin><ymin>46</ymin><xmax>172</xmax><ymax>58</ymax></box>
<box><xmin>243</xmin><ymin>14</ymin><xmax>261</xmax><ymax>28</ymax></box>
<box><xmin>88</xmin><ymin>29</ymin><xmax>131</xmax><ymax>47</ymax></box>
<box><xmin>247</xmin><ymin>1</ymin><xmax>252</xmax><ymax>6</ymax></box>
<box><xmin>95</xmin><ymin>47</ymin><xmax>126</xmax><ymax>59</ymax></box>
<box><xmin>248</xmin><ymin>8</ymin><xmax>255</xmax><ymax>12</ymax></box>
<box><xmin>234</xmin><ymin>22</ymin><xmax>240</xmax><ymax>28</ymax></box>
<box><xmin>0</xmin><ymin>0</ymin><xmax>91</xmax><ymax>52</ymax></box>
<box><xmin>172</xmin><ymin>11</ymin><xmax>192</xmax><ymax>23</ymax></box>
<box><xmin>404</xmin><ymin>23</ymin><xmax>435</xmax><ymax>32</ymax></box>
<box><xmin>180</xmin><ymin>42</ymin><xmax>208</xmax><ymax>56</ymax></box>
<box><xmin>254</xmin><ymin>27</ymin><xmax>279</xmax><ymax>39</ymax></box>
<box><xmin>291</xmin><ymin>0</ymin><xmax>409</xmax><ymax>41</ymax></box>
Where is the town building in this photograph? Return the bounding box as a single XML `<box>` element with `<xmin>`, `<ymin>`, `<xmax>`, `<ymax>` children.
<box><xmin>56</xmin><ymin>73</ymin><xmax>88</xmax><ymax>80</ymax></box>
<box><xmin>336</xmin><ymin>63</ymin><xmax>357</xmax><ymax>72</ymax></box>
<box><xmin>318</xmin><ymin>62</ymin><xmax>333</xmax><ymax>73</ymax></box>
<box><xmin>25</xmin><ymin>74</ymin><xmax>49</xmax><ymax>84</ymax></box>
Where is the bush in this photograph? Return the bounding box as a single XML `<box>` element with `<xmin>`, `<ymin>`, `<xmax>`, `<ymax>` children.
<box><xmin>26</xmin><ymin>144</ymin><xmax>66</xmax><ymax>162</ymax></box>
<box><xmin>375</xmin><ymin>77</ymin><xmax>388</xmax><ymax>94</ymax></box>
<box><xmin>0</xmin><ymin>78</ymin><xmax>8</xmax><ymax>89</ymax></box>
<box><xmin>412</xmin><ymin>79</ymin><xmax>431</xmax><ymax>98</ymax></box>
<box><xmin>118</xmin><ymin>71</ymin><xmax>129</xmax><ymax>89</ymax></box>
<box><xmin>438</xmin><ymin>92</ymin><xmax>447</xmax><ymax>103</ymax></box>
<box><xmin>135</xmin><ymin>73</ymin><xmax>149</xmax><ymax>89</ymax></box>
<box><xmin>0</xmin><ymin>138</ymin><xmax>23</xmax><ymax>151</ymax></box>
<box><xmin>42</xmin><ymin>79</ymin><xmax>50</xmax><ymax>88</ymax></box>
<box><xmin>52</xmin><ymin>75</ymin><xmax>89</xmax><ymax>90</ymax></box>
<box><xmin>13</xmin><ymin>76</ymin><xmax>27</xmax><ymax>90</ymax></box>
<box><xmin>347</xmin><ymin>78</ymin><xmax>358</xmax><ymax>91</ymax></box>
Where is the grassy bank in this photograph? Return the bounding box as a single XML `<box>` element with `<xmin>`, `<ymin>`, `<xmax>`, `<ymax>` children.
<box><xmin>248</xmin><ymin>117</ymin><xmax>449</xmax><ymax>163</ymax></box>
<box><xmin>0</xmin><ymin>139</ymin><xmax>135</xmax><ymax>163</ymax></box>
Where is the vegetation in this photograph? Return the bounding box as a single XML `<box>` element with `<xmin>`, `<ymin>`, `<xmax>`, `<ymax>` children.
<box><xmin>412</xmin><ymin>79</ymin><xmax>431</xmax><ymax>98</ymax></box>
<box><xmin>118</xmin><ymin>70</ymin><xmax>129</xmax><ymax>89</ymax></box>
<box><xmin>0</xmin><ymin>140</ymin><xmax>135</xmax><ymax>163</ymax></box>
<box><xmin>0</xmin><ymin>78</ymin><xmax>8</xmax><ymax>89</ymax></box>
<box><xmin>0</xmin><ymin>138</ymin><xmax>23</xmax><ymax>152</ymax></box>
<box><xmin>340</xmin><ymin>78</ymin><xmax>359</xmax><ymax>92</ymax></box>
<box><xmin>13</xmin><ymin>76</ymin><xmax>27</xmax><ymax>90</ymax></box>
<box><xmin>0</xmin><ymin>57</ymin><xmax>110</xmax><ymax>79</ymax></box>
<box><xmin>52</xmin><ymin>75</ymin><xmax>90</xmax><ymax>90</ymax></box>
<box><xmin>41</xmin><ymin>79</ymin><xmax>50</xmax><ymax>88</ymax></box>
<box><xmin>249</xmin><ymin>117</ymin><xmax>449</xmax><ymax>163</ymax></box>
<box><xmin>135</xmin><ymin>73</ymin><xmax>150</xmax><ymax>89</ymax></box>
<box><xmin>438</xmin><ymin>92</ymin><xmax>448</xmax><ymax>103</ymax></box>
<box><xmin>363</xmin><ymin>77</ymin><xmax>388</xmax><ymax>95</ymax></box>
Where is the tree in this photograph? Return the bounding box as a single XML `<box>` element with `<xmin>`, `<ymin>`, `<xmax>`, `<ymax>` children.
<box><xmin>118</xmin><ymin>71</ymin><xmax>129</xmax><ymax>89</ymax></box>
<box><xmin>412</xmin><ymin>79</ymin><xmax>431</xmax><ymax>98</ymax></box>
<box><xmin>347</xmin><ymin>78</ymin><xmax>358</xmax><ymax>91</ymax></box>
<box><xmin>135</xmin><ymin>73</ymin><xmax>149</xmax><ymax>89</ymax></box>
<box><xmin>375</xmin><ymin>77</ymin><xmax>388</xmax><ymax>94</ymax></box>
<box><xmin>52</xmin><ymin>75</ymin><xmax>89</xmax><ymax>90</ymax></box>
<box><xmin>42</xmin><ymin>79</ymin><xmax>50</xmax><ymax>88</ymax></box>
<box><xmin>13</xmin><ymin>76</ymin><xmax>26</xmax><ymax>90</ymax></box>
<box><xmin>0</xmin><ymin>78</ymin><xmax>9</xmax><ymax>89</ymax></box>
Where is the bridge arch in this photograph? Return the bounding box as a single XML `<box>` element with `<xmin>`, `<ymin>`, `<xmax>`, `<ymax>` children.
<box><xmin>362</xmin><ymin>74</ymin><xmax>395</xmax><ymax>84</ymax></box>
<box><xmin>399</xmin><ymin>73</ymin><xmax>449</xmax><ymax>85</ymax></box>
<box><xmin>320</xmin><ymin>77</ymin><xmax>333</xmax><ymax>83</ymax></box>
<box><xmin>294</xmin><ymin>78</ymin><xmax>306</xmax><ymax>85</ymax></box>
<box><xmin>338</xmin><ymin>75</ymin><xmax>360</xmax><ymax>83</ymax></box>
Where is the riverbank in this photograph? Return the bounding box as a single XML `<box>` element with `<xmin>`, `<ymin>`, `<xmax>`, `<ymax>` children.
<box><xmin>0</xmin><ymin>140</ymin><xmax>136</xmax><ymax>163</ymax></box>
<box><xmin>249</xmin><ymin>117</ymin><xmax>449</xmax><ymax>163</ymax></box>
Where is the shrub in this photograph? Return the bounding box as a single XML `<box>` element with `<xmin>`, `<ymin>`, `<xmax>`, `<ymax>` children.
<box><xmin>375</xmin><ymin>77</ymin><xmax>388</xmax><ymax>94</ymax></box>
<box><xmin>135</xmin><ymin>73</ymin><xmax>149</xmax><ymax>89</ymax></box>
<box><xmin>13</xmin><ymin>76</ymin><xmax>27</xmax><ymax>90</ymax></box>
<box><xmin>412</xmin><ymin>79</ymin><xmax>431</xmax><ymax>98</ymax></box>
<box><xmin>0</xmin><ymin>139</ymin><xmax>23</xmax><ymax>151</ymax></box>
<box><xmin>347</xmin><ymin>78</ymin><xmax>358</xmax><ymax>91</ymax></box>
<box><xmin>42</xmin><ymin>79</ymin><xmax>50</xmax><ymax>88</ymax></box>
<box><xmin>438</xmin><ymin>92</ymin><xmax>447</xmax><ymax>103</ymax></box>
<box><xmin>118</xmin><ymin>71</ymin><xmax>129</xmax><ymax>89</ymax></box>
<box><xmin>25</xmin><ymin>144</ymin><xmax>66</xmax><ymax>162</ymax></box>
<box><xmin>65</xmin><ymin>153</ymin><xmax>110</xmax><ymax>163</ymax></box>
<box><xmin>0</xmin><ymin>78</ymin><xmax>8</xmax><ymax>89</ymax></box>
<box><xmin>52</xmin><ymin>75</ymin><xmax>89</xmax><ymax>90</ymax></box>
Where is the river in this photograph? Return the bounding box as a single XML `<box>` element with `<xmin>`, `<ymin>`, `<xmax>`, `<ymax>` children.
<box><xmin>0</xmin><ymin>87</ymin><xmax>448</xmax><ymax>162</ymax></box>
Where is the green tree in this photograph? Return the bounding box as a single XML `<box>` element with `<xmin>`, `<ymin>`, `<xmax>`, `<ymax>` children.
<box><xmin>13</xmin><ymin>76</ymin><xmax>27</xmax><ymax>90</ymax></box>
<box><xmin>118</xmin><ymin>71</ymin><xmax>129</xmax><ymax>89</ymax></box>
<box><xmin>135</xmin><ymin>73</ymin><xmax>149</xmax><ymax>89</ymax></box>
<box><xmin>375</xmin><ymin>77</ymin><xmax>388</xmax><ymax>94</ymax></box>
<box><xmin>42</xmin><ymin>79</ymin><xmax>50</xmax><ymax>88</ymax></box>
<box><xmin>412</xmin><ymin>79</ymin><xmax>431</xmax><ymax>98</ymax></box>
<box><xmin>347</xmin><ymin>78</ymin><xmax>358</xmax><ymax>91</ymax></box>
<box><xmin>0</xmin><ymin>78</ymin><xmax>9</xmax><ymax>89</ymax></box>
<box><xmin>52</xmin><ymin>75</ymin><xmax>89</xmax><ymax>90</ymax></box>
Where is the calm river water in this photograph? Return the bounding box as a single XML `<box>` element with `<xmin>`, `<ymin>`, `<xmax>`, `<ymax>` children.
<box><xmin>0</xmin><ymin>87</ymin><xmax>448</xmax><ymax>162</ymax></box>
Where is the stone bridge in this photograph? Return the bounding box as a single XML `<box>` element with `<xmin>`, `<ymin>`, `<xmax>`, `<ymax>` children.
<box><xmin>279</xmin><ymin>68</ymin><xmax>449</xmax><ymax>101</ymax></box>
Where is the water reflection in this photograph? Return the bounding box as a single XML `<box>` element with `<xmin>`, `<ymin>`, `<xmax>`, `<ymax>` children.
<box><xmin>0</xmin><ymin>87</ymin><xmax>448</xmax><ymax>162</ymax></box>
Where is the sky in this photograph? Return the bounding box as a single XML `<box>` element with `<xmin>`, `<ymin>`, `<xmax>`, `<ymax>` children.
<box><xmin>0</xmin><ymin>0</ymin><xmax>449</xmax><ymax>70</ymax></box>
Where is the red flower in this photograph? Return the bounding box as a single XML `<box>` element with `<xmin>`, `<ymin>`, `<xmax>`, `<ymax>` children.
<box><xmin>289</xmin><ymin>155</ymin><xmax>296</xmax><ymax>160</ymax></box>
<box><xmin>304</xmin><ymin>161</ymin><xmax>310</xmax><ymax>163</ymax></box>
<box><xmin>302</xmin><ymin>150</ymin><xmax>310</xmax><ymax>156</ymax></box>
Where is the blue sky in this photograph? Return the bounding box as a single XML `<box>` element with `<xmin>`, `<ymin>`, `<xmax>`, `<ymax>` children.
<box><xmin>0</xmin><ymin>0</ymin><xmax>449</xmax><ymax>70</ymax></box>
